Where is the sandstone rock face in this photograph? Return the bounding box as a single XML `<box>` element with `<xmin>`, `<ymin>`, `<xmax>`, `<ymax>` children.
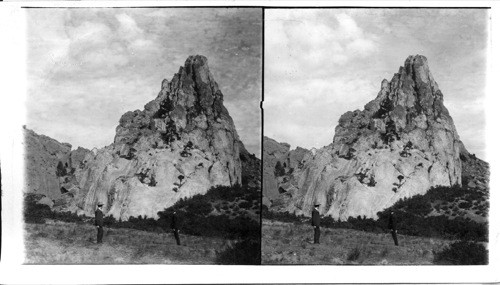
<box><xmin>54</xmin><ymin>55</ymin><xmax>244</xmax><ymax>220</ymax></box>
<box><xmin>24</xmin><ymin>126</ymin><xmax>91</xmax><ymax>202</ymax></box>
<box><xmin>263</xmin><ymin>136</ymin><xmax>311</xmax><ymax>206</ymax></box>
<box><xmin>263</xmin><ymin>137</ymin><xmax>290</xmax><ymax>202</ymax></box>
<box><xmin>237</xmin><ymin>140</ymin><xmax>261</xmax><ymax>189</ymax></box>
<box><xmin>269</xmin><ymin>55</ymin><xmax>469</xmax><ymax>220</ymax></box>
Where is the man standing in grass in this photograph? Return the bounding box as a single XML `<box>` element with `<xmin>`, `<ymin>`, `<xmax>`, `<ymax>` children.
<box><xmin>389</xmin><ymin>211</ymin><xmax>399</xmax><ymax>246</ymax></box>
<box><xmin>95</xmin><ymin>203</ymin><xmax>104</xmax><ymax>244</ymax></box>
<box><xmin>171</xmin><ymin>211</ymin><xmax>181</xmax><ymax>245</ymax></box>
<box><xmin>311</xmin><ymin>204</ymin><xmax>321</xmax><ymax>244</ymax></box>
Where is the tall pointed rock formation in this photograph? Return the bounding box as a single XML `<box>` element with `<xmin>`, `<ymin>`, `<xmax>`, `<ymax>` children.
<box><xmin>273</xmin><ymin>55</ymin><xmax>468</xmax><ymax>220</ymax></box>
<box><xmin>58</xmin><ymin>55</ymin><xmax>244</xmax><ymax>219</ymax></box>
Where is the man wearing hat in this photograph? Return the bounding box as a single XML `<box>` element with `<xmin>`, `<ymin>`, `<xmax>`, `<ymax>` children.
<box><xmin>171</xmin><ymin>211</ymin><xmax>181</xmax><ymax>245</ymax></box>
<box><xmin>95</xmin><ymin>203</ymin><xmax>104</xmax><ymax>244</ymax></box>
<box><xmin>311</xmin><ymin>203</ymin><xmax>321</xmax><ymax>244</ymax></box>
<box><xmin>388</xmin><ymin>211</ymin><xmax>398</xmax><ymax>246</ymax></box>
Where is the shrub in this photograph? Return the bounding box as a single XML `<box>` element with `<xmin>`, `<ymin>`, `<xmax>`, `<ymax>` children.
<box><xmin>264</xmin><ymin>184</ymin><xmax>488</xmax><ymax>242</ymax></box>
<box><xmin>155</xmin><ymin>184</ymin><xmax>260</xmax><ymax>240</ymax></box>
<box><xmin>347</xmin><ymin>247</ymin><xmax>361</xmax><ymax>261</ymax></box>
<box><xmin>56</xmin><ymin>161</ymin><xmax>67</xmax><ymax>177</ymax></box>
<box><xmin>433</xmin><ymin>240</ymin><xmax>488</xmax><ymax>265</ymax></box>
<box><xmin>238</xmin><ymin>200</ymin><xmax>252</xmax><ymax>209</ymax></box>
<box><xmin>24</xmin><ymin>193</ymin><xmax>87</xmax><ymax>224</ymax></box>
<box><xmin>24</xmin><ymin>194</ymin><xmax>52</xmax><ymax>224</ymax></box>
<box><xmin>215</xmin><ymin>238</ymin><xmax>260</xmax><ymax>265</ymax></box>
<box><xmin>459</xmin><ymin>201</ymin><xmax>472</xmax><ymax>209</ymax></box>
<box><xmin>274</xmin><ymin>161</ymin><xmax>286</xmax><ymax>177</ymax></box>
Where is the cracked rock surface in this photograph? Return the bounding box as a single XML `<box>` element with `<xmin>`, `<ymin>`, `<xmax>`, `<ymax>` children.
<box><xmin>25</xmin><ymin>55</ymin><xmax>246</xmax><ymax>220</ymax></box>
<box><xmin>267</xmin><ymin>55</ymin><xmax>475</xmax><ymax>220</ymax></box>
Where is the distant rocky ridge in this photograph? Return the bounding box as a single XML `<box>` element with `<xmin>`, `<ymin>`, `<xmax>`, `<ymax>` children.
<box><xmin>264</xmin><ymin>55</ymin><xmax>489</xmax><ymax>220</ymax></box>
<box><xmin>263</xmin><ymin>136</ymin><xmax>310</xmax><ymax>206</ymax></box>
<box><xmin>24</xmin><ymin>127</ymin><xmax>91</xmax><ymax>207</ymax></box>
<box><xmin>25</xmin><ymin>55</ymin><xmax>258</xmax><ymax>220</ymax></box>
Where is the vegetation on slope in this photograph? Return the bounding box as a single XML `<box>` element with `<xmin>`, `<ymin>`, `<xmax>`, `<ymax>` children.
<box><xmin>264</xmin><ymin>184</ymin><xmax>488</xmax><ymax>242</ymax></box>
<box><xmin>24</xmin><ymin>184</ymin><xmax>261</xmax><ymax>264</ymax></box>
<box><xmin>263</xmin><ymin>183</ymin><xmax>489</xmax><ymax>265</ymax></box>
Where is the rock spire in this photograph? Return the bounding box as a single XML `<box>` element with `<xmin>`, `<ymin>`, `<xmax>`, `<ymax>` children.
<box><xmin>267</xmin><ymin>55</ymin><xmax>468</xmax><ymax>220</ymax></box>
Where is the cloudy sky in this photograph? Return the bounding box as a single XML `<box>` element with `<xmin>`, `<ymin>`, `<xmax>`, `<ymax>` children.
<box><xmin>264</xmin><ymin>9</ymin><xmax>489</xmax><ymax>159</ymax></box>
<box><xmin>26</xmin><ymin>8</ymin><xmax>262</xmax><ymax>155</ymax></box>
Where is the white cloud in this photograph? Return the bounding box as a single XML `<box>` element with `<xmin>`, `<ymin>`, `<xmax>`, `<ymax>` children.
<box><xmin>265</xmin><ymin>8</ymin><xmax>487</xmax><ymax>163</ymax></box>
<box><xmin>265</xmin><ymin>10</ymin><xmax>381</xmax><ymax>148</ymax></box>
<box><xmin>67</xmin><ymin>21</ymin><xmax>111</xmax><ymax>44</ymax></box>
<box><xmin>265</xmin><ymin>10</ymin><xmax>378</xmax><ymax>86</ymax></box>
<box><xmin>26</xmin><ymin>8</ymin><xmax>262</xmax><ymax>155</ymax></box>
<box><xmin>116</xmin><ymin>13</ymin><xmax>143</xmax><ymax>38</ymax></box>
<box><xmin>335</xmin><ymin>13</ymin><xmax>363</xmax><ymax>39</ymax></box>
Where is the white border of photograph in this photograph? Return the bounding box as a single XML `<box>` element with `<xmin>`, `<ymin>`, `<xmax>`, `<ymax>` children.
<box><xmin>1</xmin><ymin>0</ymin><xmax>499</xmax><ymax>284</ymax></box>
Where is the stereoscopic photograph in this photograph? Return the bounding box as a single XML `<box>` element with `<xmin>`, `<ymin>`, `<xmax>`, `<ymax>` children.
<box><xmin>262</xmin><ymin>8</ymin><xmax>490</xmax><ymax>265</ymax></box>
<box><xmin>22</xmin><ymin>7</ymin><xmax>262</xmax><ymax>264</ymax></box>
<box><xmin>0</xmin><ymin>3</ymin><xmax>498</xmax><ymax>283</ymax></box>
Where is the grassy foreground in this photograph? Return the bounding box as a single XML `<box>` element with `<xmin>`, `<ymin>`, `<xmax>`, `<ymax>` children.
<box><xmin>25</xmin><ymin>220</ymin><xmax>234</xmax><ymax>264</ymax></box>
<box><xmin>261</xmin><ymin>219</ymin><xmax>456</xmax><ymax>265</ymax></box>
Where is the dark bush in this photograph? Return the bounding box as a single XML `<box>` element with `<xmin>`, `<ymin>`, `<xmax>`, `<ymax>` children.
<box><xmin>434</xmin><ymin>240</ymin><xmax>488</xmax><ymax>265</ymax></box>
<box><xmin>262</xmin><ymin>208</ymin><xmax>305</xmax><ymax>225</ymax></box>
<box><xmin>216</xmin><ymin>238</ymin><xmax>260</xmax><ymax>265</ymax></box>
<box><xmin>264</xmin><ymin>184</ymin><xmax>488</xmax><ymax>242</ymax></box>
<box><xmin>458</xmin><ymin>201</ymin><xmax>472</xmax><ymax>209</ymax></box>
<box><xmin>56</xmin><ymin>161</ymin><xmax>67</xmax><ymax>177</ymax></box>
<box><xmin>274</xmin><ymin>161</ymin><xmax>286</xmax><ymax>177</ymax></box>
<box><xmin>24</xmin><ymin>194</ymin><xmax>52</xmax><ymax>224</ymax></box>
<box><xmin>347</xmin><ymin>246</ymin><xmax>361</xmax><ymax>261</ymax></box>
<box><xmin>24</xmin><ymin>193</ymin><xmax>86</xmax><ymax>224</ymax></box>
<box><xmin>403</xmin><ymin>195</ymin><xmax>432</xmax><ymax>216</ymax></box>
<box><xmin>237</xmin><ymin>200</ymin><xmax>251</xmax><ymax>209</ymax></box>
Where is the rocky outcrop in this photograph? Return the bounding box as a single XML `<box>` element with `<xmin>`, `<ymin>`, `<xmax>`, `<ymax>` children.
<box><xmin>48</xmin><ymin>55</ymin><xmax>246</xmax><ymax>220</ymax></box>
<box><xmin>263</xmin><ymin>136</ymin><xmax>311</xmax><ymax>206</ymax></box>
<box><xmin>23</xmin><ymin>126</ymin><xmax>91</xmax><ymax>202</ymax></box>
<box><xmin>268</xmin><ymin>55</ymin><xmax>477</xmax><ymax>220</ymax></box>
<box><xmin>263</xmin><ymin>137</ymin><xmax>290</xmax><ymax>202</ymax></box>
<box><xmin>238</xmin><ymin>140</ymin><xmax>261</xmax><ymax>189</ymax></box>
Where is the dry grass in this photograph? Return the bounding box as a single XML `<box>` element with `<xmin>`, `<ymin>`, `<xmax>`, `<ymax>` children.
<box><xmin>25</xmin><ymin>220</ymin><xmax>232</xmax><ymax>264</ymax></box>
<box><xmin>261</xmin><ymin>219</ymin><xmax>453</xmax><ymax>265</ymax></box>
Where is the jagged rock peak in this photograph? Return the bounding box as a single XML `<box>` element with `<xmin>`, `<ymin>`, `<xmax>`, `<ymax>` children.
<box><xmin>114</xmin><ymin>54</ymin><xmax>233</xmax><ymax>147</ymax></box>
<box><xmin>157</xmin><ymin>55</ymin><xmax>225</xmax><ymax>116</ymax></box>
<box><xmin>269</xmin><ymin>55</ymin><xmax>466</xmax><ymax>221</ymax></box>
<box><xmin>62</xmin><ymin>55</ymin><xmax>243</xmax><ymax>220</ymax></box>
<box><xmin>365</xmin><ymin>54</ymin><xmax>446</xmax><ymax>120</ymax></box>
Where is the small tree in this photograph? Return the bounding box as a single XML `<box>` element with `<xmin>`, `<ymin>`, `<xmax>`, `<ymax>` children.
<box><xmin>56</xmin><ymin>161</ymin><xmax>67</xmax><ymax>177</ymax></box>
<box><xmin>274</xmin><ymin>161</ymin><xmax>286</xmax><ymax>177</ymax></box>
<box><xmin>178</xmin><ymin>175</ymin><xmax>185</xmax><ymax>184</ymax></box>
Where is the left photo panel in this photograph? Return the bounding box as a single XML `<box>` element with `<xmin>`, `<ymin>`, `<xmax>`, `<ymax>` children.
<box><xmin>22</xmin><ymin>7</ymin><xmax>262</xmax><ymax>264</ymax></box>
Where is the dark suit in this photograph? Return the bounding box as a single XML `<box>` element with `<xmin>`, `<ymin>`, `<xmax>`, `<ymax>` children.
<box><xmin>311</xmin><ymin>208</ymin><xmax>320</xmax><ymax>244</ymax></box>
<box><xmin>95</xmin><ymin>208</ymin><xmax>104</xmax><ymax>243</ymax></box>
<box><xmin>171</xmin><ymin>213</ymin><xmax>181</xmax><ymax>245</ymax></box>
<box><xmin>388</xmin><ymin>214</ymin><xmax>398</xmax><ymax>246</ymax></box>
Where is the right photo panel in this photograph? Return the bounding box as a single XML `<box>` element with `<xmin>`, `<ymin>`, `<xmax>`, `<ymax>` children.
<box><xmin>262</xmin><ymin>8</ymin><xmax>489</xmax><ymax>265</ymax></box>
